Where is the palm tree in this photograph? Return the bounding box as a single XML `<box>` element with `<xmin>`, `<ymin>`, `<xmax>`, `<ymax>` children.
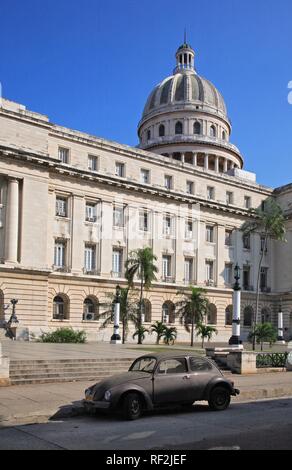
<box><xmin>97</xmin><ymin>287</ymin><xmax>139</xmax><ymax>344</ymax></box>
<box><xmin>163</xmin><ymin>327</ymin><xmax>177</xmax><ymax>346</ymax></box>
<box><xmin>241</xmin><ymin>197</ymin><xmax>286</xmax><ymax>349</ymax></box>
<box><xmin>175</xmin><ymin>287</ymin><xmax>210</xmax><ymax>347</ymax></box>
<box><xmin>248</xmin><ymin>323</ymin><xmax>277</xmax><ymax>351</ymax></box>
<box><xmin>132</xmin><ymin>326</ymin><xmax>149</xmax><ymax>344</ymax></box>
<box><xmin>150</xmin><ymin>321</ymin><xmax>167</xmax><ymax>345</ymax></box>
<box><xmin>195</xmin><ymin>323</ymin><xmax>218</xmax><ymax>348</ymax></box>
<box><xmin>125</xmin><ymin>247</ymin><xmax>158</xmax><ymax>345</ymax></box>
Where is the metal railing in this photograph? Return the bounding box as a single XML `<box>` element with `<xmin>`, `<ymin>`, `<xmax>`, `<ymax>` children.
<box><xmin>256</xmin><ymin>352</ymin><xmax>288</xmax><ymax>369</ymax></box>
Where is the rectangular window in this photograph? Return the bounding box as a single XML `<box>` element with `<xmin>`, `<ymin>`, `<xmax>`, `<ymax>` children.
<box><xmin>164</xmin><ymin>175</ymin><xmax>173</xmax><ymax>190</ymax></box>
<box><xmin>54</xmin><ymin>241</ymin><xmax>66</xmax><ymax>268</ymax></box>
<box><xmin>85</xmin><ymin>203</ymin><xmax>97</xmax><ymax>222</ymax></box>
<box><xmin>224</xmin><ymin>263</ymin><xmax>233</xmax><ymax>285</ymax></box>
<box><xmin>184</xmin><ymin>258</ymin><xmax>193</xmax><ymax>284</ymax></box>
<box><xmin>88</xmin><ymin>155</ymin><xmax>98</xmax><ymax>171</ymax></box>
<box><xmin>84</xmin><ymin>245</ymin><xmax>96</xmax><ymax>273</ymax></box>
<box><xmin>185</xmin><ymin>220</ymin><xmax>193</xmax><ymax>239</ymax></box>
<box><xmin>206</xmin><ymin>225</ymin><xmax>214</xmax><ymax>243</ymax></box>
<box><xmin>139</xmin><ymin>210</ymin><xmax>149</xmax><ymax>232</ymax></box>
<box><xmin>58</xmin><ymin>147</ymin><xmax>69</xmax><ymax>164</ymax></box>
<box><xmin>260</xmin><ymin>236</ymin><xmax>268</xmax><ymax>253</ymax></box>
<box><xmin>206</xmin><ymin>261</ymin><xmax>214</xmax><ymax>283</ymax></box>
<box><xmin>244</xmin><ymin>196</ymin><xmax>251</xmax><ymax>209</ymax></box>
<box><xmin>140</xmin><ymin>169</ymin><xmax>150</xmax><ymax>184</ymax></box>
<box><xmin>243</xmin><ymin>265</ymin><xmax>251</xmax><ymax>290</ymax></box>
<box><xmin>113</xmin><ymin>206</ymin><xmax>124</xmax><ymax>228</ymax></box>
<box><xmin>112</xmin><ymin>249</ymin><xmax>123</xmax><ymax>277</ymax></box>
<box><xmin>56</xmin><ymin>197</ymin><xmax>68</xmax><ymax>218</ymax></box>
<box><xmin>115</xmin><ymin>162</ymin><xmax>125</xmax><ymax>177</ymax></box>
<box><xmin>226</xmin><ymin>191</ymin><xmax>233</xmax><ymax>205</ymax></box>
<box><xmin>186</xmin><ymin>181</ymin><xmax>194</xmax><ymax>195</ymax></box>
<box><xmin>260</xmin><ymin>268</ymin><xmax>268</xmax><ymax>291</ymax></box>
<box><xmin>243</xmin><ymin>234</ymin><xmax>251</xmax><ymax>250</ymax></box>
<box><xmin>163</xmin><ymin>215</ymin><xmax>172</xmax><ymax>236</ymax></box>
<box><xmin>225</xmin><ymin>229</ymin><xmax>233</xmax><ymax>246</ymax></box>
<box><xmin>207</xmin><ymin>186</ymin><xmax>215</xmax><ymax>200</ymax></box>
<box><xmin>162</xmin><ymin>255</ymin><xmax>172</xmax><ymax>280</ymax></box>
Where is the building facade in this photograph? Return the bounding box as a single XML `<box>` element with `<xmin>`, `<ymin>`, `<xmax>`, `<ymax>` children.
<box><xmin>0</xmin><ymin>42</ymin><xmax>292</xmax><ymax>342</ymax></box>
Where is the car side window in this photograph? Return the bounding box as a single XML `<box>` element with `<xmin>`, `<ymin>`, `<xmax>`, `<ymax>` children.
<box><xmin>189</xmin><ymin>357</ymin><xmax>212</xmax><ymax>372</ymax></box>
<box><xmin>158</xmin><ymin>358</ymin><xmax>187</xmax><ymax>375</ymax></box>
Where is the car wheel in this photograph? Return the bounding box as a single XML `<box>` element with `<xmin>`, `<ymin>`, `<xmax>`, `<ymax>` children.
<box><xmin>122</xmin><ymin>393</ymin><xmax>143</xmax><ymax>420</ymax></box>
<box><xmin>208</xmin><ymin>386</ymin><xmax>231</xmax><ymax>411</ymax></box>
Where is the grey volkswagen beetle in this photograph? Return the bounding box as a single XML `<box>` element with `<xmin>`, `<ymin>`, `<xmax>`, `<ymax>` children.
<box><xmin>84</xmin><ymin>352</ymin><xmax>240</xmax><ymax>420</ymax></box>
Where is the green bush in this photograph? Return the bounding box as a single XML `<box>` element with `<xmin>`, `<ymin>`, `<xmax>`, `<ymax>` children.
<box><xmin>39</xmin><ymin>328</ymin><xmax>87</xmax><ymax>344</ymax></box>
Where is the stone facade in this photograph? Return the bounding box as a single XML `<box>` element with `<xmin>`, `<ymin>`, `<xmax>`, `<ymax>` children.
<box><xmin>0</xmin><ymin>43</ymin><xmax>292</xmax><ymax>343</ymax></box>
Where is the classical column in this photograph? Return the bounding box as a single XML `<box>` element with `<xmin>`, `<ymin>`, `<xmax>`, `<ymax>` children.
<box><xmin>193</xmin><ymin>153</ymin><xmax>197</xmax><ymax>167</ymax></box>
<box><xmin>215</xmin><ymin>156</ymin><xmax>219</xmax><ymax>173</ymax></box>
<box><xmin>231</xmin><ymin>162</ymin><xmax>235</xmax><ymax>170</ymax></box>
<box><xmin>181</xmin><ymin>153</ymin><xmax>185</xmax><ymax>164</ymax></box>
<box><xmin>204</xmin><ymin>154</ymin><xmax>209</xmax><ymax>170</ymax></box>
<box><xmin>5</xmin><ymin>178</ymin><xmax>19</xmax><ymax>264</ymax></box>
<box><xmin>277</xmin><ymin>304</ymin><xmax>286</xmax><ymax>344</ymax></box>
<box><xmin>229</xmin><ymin>264</ymin><xmax>243</xmax><ymax>349</ymax></box>
<box><xmin>224</xmin><ymin>159</ymin><xmax>228</xmax><ymax>173</ymax></box>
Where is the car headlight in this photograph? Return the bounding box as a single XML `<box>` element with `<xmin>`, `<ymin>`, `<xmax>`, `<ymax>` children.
<box><xmin>104</xmin><ymin>390</ymin><xmax>112</xmax><ymax>402</ymax></box>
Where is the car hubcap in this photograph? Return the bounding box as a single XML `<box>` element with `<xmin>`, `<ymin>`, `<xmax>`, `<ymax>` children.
<box><xmin>131</xmin><ymin>399</ymin><xmax>140</xmax><ymax>415</ymax></box>
<box><xmin>215</xmin><ymin>392</ymin><xmax>227</xmax><ymax>406</ymax></box>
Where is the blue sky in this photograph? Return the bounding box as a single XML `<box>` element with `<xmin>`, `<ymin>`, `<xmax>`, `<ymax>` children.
<box><xmin>1</xmin><ymin>0</ymin><xmax>292</xmax><ymax>188</ymax></box>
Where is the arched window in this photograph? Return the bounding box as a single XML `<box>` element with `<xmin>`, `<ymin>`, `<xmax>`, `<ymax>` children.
<box><xmin>243</xmin><ymin>306</ymin><xmax>253</xmax><ymax>327</ymax></box>
<box><xmin>159</xmin><ymin>124</ymin><xmax>165</xmax><ymax>137</ymax></box>
<box><xmin>83</xmin><ymin>297</ymin><xmax>99</xmax><ymax>322</ymax></box>
<box><xmin>53</xmin><ymin>295</ymin><xmax>69</xmax><ymax>320</ymax></box>
<box><xmin>207</xmin><ymin>304</ymin><xmax>217</xmax><ymax>325</ymax></box>
<box><xmin>175</xmin><ymin>121</ymin><xmax>183</xmax><ymax>135</ymax></box>
<box><xmin>162</xmin><ymin>301</ymin><xmax>175</xmax><ymax>324</ymax></box>
<box><xmin>194</xmin><ymin>122</ymin><xmax>201</xmax><ymax>135</ymax></box>
<box><xmin>142</xmin><ymin>299</ymin><xmax>152</xmax><ymax>323</ymax></box>
<box><xmin>222</xmin><ymin>131</ymin><xmax>226</xmax><ymax>141</ymax></box>
<box><xmin>225</xmin><ymin>305</ymin><xmax>233</xmax><ymax>326</ymax></box>
<box><xmin>0</xmin><ymin>290</ymin><xmax>4</xmax><ymax>323</ymax></box>
<box><xmin>147</xmin><ymin>130</ymin><xmax>151</xmax><ymax>141</ymax></box>
<box><xmin>261</xmin><ymin>308</ymin><xmax>270</xmax><ymax>324</ymax></box>
<box><xmin>210</xmin><ymin>125</ymin><xmax>216</xmax><ymax>138</ymax></box>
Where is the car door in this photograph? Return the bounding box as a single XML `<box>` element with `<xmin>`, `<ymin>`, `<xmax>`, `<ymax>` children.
<box><xmin>153</xmin><ymin>358</ymin><xmax>193</xmax><ymax>405</ymax></box>
<box><xmin>187</xmin><ymin>356</ymin><xmax>215</xmax><ymax>401</ymax></box>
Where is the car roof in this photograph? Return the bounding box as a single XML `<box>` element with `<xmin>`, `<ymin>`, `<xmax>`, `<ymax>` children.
<box><xmin>137</xmin><ymin>351</ymin><xmax>207</xmax><ymax>361</ymax></box>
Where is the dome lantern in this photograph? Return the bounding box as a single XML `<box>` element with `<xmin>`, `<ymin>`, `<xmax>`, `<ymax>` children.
<box><xmin>174</xmin><ymin>43</ymin><xmax>196</xmax><ymax>74</ymax></box>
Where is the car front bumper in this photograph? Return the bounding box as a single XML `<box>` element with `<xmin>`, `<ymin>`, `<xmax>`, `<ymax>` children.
<box><xmin>83</xmin><ymin>399</ymin><xmax>111</xmax><ymax>410</ymax></box>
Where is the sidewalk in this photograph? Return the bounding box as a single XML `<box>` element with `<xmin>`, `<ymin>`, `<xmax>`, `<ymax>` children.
<box><xmin>0</xmin><ymin>372</ymin><xmax>291</xmax><ymax>426</ymax></box>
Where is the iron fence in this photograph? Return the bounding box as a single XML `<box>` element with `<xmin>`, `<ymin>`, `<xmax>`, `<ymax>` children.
<box><xmin>256</xmin><ymin>352</ymin><xmax>288</xmax><ymax>369</ymax></box>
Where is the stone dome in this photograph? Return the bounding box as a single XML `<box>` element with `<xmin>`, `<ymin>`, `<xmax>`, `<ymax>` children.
<box><xmin>143</xmin><ymin>72</ymin><xmax>227</xmax><ymax>121</ymax></box>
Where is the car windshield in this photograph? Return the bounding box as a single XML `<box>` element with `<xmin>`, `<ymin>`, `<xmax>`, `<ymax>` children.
<box><xmin>130</xmin><ymin>357</ymin><xmax>157</xmax><ymax>374</ymax></box>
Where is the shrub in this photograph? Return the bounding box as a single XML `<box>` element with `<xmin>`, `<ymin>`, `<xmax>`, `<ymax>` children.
<box><xmin>39</xmin><ymin>328</ymin><xmax>87</xmax><ymax>344</ymax></box>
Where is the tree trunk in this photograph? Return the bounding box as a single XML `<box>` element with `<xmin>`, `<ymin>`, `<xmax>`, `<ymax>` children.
<box><xmin>202</xmin><ymin>337</ymin><xmax>204</xmax><ymax>349</ymax></box>
<box><xmin>138</xmin><ymin>273</ymin><xmax>144</xmax><ymax>345</ymax></box>
<box><xmin>191</xmin><ymin>320</ymin><xmax>194</xmax><ymax>347</ymax></box>
<box><xmin>122</xmin><ymin>318</ymin><xmax>126</xmax><ymax>345</ymax></box>
<box><xmin>253</xmin><ymin>233</ymin><xmax>268</xmax><ymax>350</ymax></box>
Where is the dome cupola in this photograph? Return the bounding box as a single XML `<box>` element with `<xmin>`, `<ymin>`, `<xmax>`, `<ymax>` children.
<box><xmin>138</xmin><ymin>42</ymin><xmax>243</xmax><ymax>172</ymax></box>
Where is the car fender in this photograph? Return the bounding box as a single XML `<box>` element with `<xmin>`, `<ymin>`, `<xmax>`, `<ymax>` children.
<box><xmin>110</xmin><ymin>383</ymin><xmax>154</xmax><ymax>410</ymax></box>
<box><xmin>203</xmin><ymin>377</ymin><xmax>234</xmax><ymax>400</ymax></box>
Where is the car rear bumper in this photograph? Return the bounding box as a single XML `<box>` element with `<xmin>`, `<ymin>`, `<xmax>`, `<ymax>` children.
<box><xmin>83</xmin><ymin>399</ymin><xmax>111</xmax><ymax>410</ymax></box>
<box><xmin>232</xmin><ymin>388</ymin><xmax>240</xmax><ymax>396</ymax></box>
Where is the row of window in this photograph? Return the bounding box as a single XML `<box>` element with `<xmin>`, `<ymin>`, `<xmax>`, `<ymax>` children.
<box><xmin>146</xmin><ymin>122</ymin><xmax>227</xmax><ymax>141</ymax></box>
<box><xmin>52</xmin><ymin>295</ymin><xmax>269</xmax><ymax>329</ymax></box>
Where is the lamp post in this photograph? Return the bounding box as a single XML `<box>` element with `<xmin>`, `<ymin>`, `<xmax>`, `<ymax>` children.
<box><xmin>110</xmin><ymin>285</ymin><xmax>122</xmax><ymax>344</ymax></box>
<box><xmin>229</xmin><ymin>264</ymin><xmax>243</xmax><ymax>348</ymax></box>
<box><xmin>8</xmin><ymin>299</ymin><xmax>19</xmax><ymax>341</ymax></box>
<box><xmin>277</xmin><ymin>302</ymin><xmax>285</xmax><ymax>344</ymax></box>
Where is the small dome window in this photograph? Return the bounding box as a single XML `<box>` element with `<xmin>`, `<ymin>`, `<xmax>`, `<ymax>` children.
<box><xmin>210</xmin><ymin>125</ymin><xmax>216</xmax><ymax>138</ymax></box>
<box><xmin>194</xmin><ymin>122</ymin><xmax>201</xmax><ymax>135</ymax></box>
<box><xmin>147</xmin><ymin>130</ymin><xmax>151</xmax><ymax>141</ymax></box>
<box><xmin>159</xmin><ymin>124</ymin><xmax>165</xmax><ymax>137</ymax></box>
<box><xmin>222</xmin><ymin>130</ymin><xmax>226</xmax><ymax>141</ymax></box>
<box><xmin>175</xmin><ymin>121</ymin><xmax>183</xmax><ymax>135</ymax></box>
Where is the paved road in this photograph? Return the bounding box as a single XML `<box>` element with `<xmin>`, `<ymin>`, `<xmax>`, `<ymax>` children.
<box><xmin>0</xmin><ymin>397</ymin><xmax>292</xmax><ymax>450</ymax></box>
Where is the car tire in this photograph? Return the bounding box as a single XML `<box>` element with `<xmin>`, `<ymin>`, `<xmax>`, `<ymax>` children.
<box><xmin>122</xmin><ymin>393</ymin><xmax>143</xmax><ymax>420</ymax></box>
<box><xmin>208</xmin><ymin>386</ymin><xmax>231</xmax><ymax>411</ymax></box>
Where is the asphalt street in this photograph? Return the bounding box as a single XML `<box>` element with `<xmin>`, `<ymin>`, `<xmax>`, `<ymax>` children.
<box><xmin>0</xmin><ymin>397</ymin><xmax>292</xmax><ymax>450</ymax></box>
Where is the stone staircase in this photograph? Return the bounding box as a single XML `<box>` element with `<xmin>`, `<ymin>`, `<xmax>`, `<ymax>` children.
<box><xmin>9</xmin><ymin>358</ymin><xmax>134</xmax><ymax>385</ymax></box>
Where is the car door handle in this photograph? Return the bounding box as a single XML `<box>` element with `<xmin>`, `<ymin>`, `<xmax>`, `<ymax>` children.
<box><xmin>183</xmin><ymin>375</ymin><xmax>191</xmax><ymax>380</ymax></box>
